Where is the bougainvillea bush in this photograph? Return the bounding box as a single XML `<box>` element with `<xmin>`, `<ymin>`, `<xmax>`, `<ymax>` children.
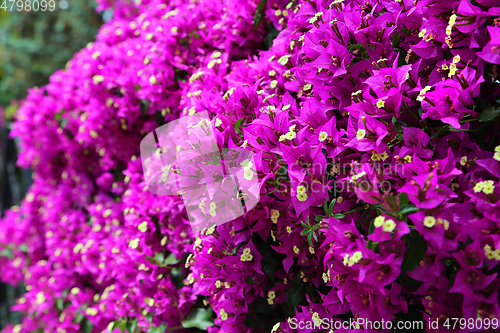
<box><xmin>1</xmin><ymin>0</ymin><xmax>500</xmax><ymax>332</ymax></box>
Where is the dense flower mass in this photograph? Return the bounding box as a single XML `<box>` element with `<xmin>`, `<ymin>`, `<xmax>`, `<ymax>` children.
<box><xmin>1</xmin><ymin>0</ymin><xmax>500</xmax><ymax>332</ymax></box>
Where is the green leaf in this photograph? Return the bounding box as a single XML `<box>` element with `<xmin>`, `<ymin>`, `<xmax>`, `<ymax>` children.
<box><xmin>262</xmin><ymin>24</ymin><xmax>280</xmax><ymax>51</ymax></box>
<box><xmin>170</xmin><ymin>267</ymin><xmax>184</xmax><ymax>289</ymax></box>
<box><xmin>392</xmin><ymin>117</ymin><xmax>406</xmax><ymax>132</ymax></box>
<box><xmin>366</xmin><ymin>219</ymin><xmax>377</xmax><ymax>251</ymax></box>
<box><xmin>163</xmin><ymin>253</ymin><xmax>181</xmax><ymax>266</ymax></box>
<box><xmin>0</xmin><ymin>249</ymin><xmax>13</xmax><ymax>259</ymax></box>
<box><xmin>245</xmin><ymin>276</ymin><xmax>259</xmax><ymax>285</ymax></box>
<box><xmin>154</xmin><ymin>252</ymin><xmax>165</xmax><ymax>264</ymax></box>
<box><xmin>232</xmin><ymin>242</ymin><xmax>245</xmax><ymax>255</ymax></box>
<box><xmin>397</xmin><ymin>51</ymin><xmax>407</xmax><ymax>68</ymax></box>
<box><xmin>82</xmin><ymin>318</ymin><xmax>93</xmax><ymax>333</ymax></box>
<box><xmin>253</xmin><ymin>0</ymin><xmax>268</xmax><ymax>29</ymax></box>
<box><xmin>234</xmin><ymin>118</ymin><xmax>245</xmax><ymax>133</ymax></box>
<box><xmin>56</xmin><ymin>298</ymin><xmax>63</xmax><ymax>311</ymax></box>
<box><xmin>261</xmin><ymin>253</ymin><xmax>277</xmax><ymax>277</ymax></box>
<box><xmin>328</xmin><ymin>198</ymin><xmax>336</xmax><ymax>216</ymax></box>
<box><xmin>332</xmin><ymin>213</ymin><xmax>346</xmax><ymax>219</ymax></box>
<box><xmin>75</xmin><ymin>313</ymin><xmax>85</xmax><ymax>323</ymax></box>
<box><xmin>398</xmin><ymin>193</ymin><xmax>409</xmax><ymax>207</ymax></box>
<box><xmin>181</xmin><ymin>308</ymin><xmax>215</xmax><ymax>330</ymax></box>
<box><xmin>474</xmin><ymin>122</ymin><xmax>492</xmax><ymax>149</ymax></box>
<box><xmin>478</xmin><ymin>107</ymin><xmax>500</xmax><ymax>122</ymax></box>
<box><xmin>367</xmin><ymin>218</ymin><xmax>376</xmax><ymax>235</ymax></box>
<box><xmin>323</xmin><ymin>199</ymin><xmax>328</xmax><ymax>215</ymax></box>
<box><xmin>314</xmin><ymin>215</ymin><xmax>324</xmax><ymax>222</ymax></box>
<box><xmin>126</xmin><ymin>318</ymin><xmax>138</xmax><ymax>332</ymax></box>
<box><xmin>140</xmin><ymin>100</ymin><xmax>150</xmax><ymax>116</ymax></box>
<box><xmin>449</xmin><ymin>126</ymin><xmax>472</xmax><ymax>132</ymax></box>
<box><xmin>286</xmin><ymin>283</ymin><xmax>305</xmax><ymax>311</ymax></box>
<box><xmin>155</xmin><ymin>110</ymin><xmax>166</xmax><ymax>126</ymax></box>
<box><xmin>300</xmin><ymin>229</ymin><xmax>309</xmax><ymax>236</ymax></box>
<box><xmin>392</xmin><ymin>117</ymin><xmax>406</xmax><ymax>140</ymax></box>
<box><xmin>108</xmin><ymin>320</ymin><xmax>126</xmax><ymax>333</ymax></box>
<box><xmin>255</xmin><ymin>234</ymin><xmax>277</xmax><ymax>277</ymax></box>
<box><xmin>401</xmin><ymin>230</ymin><xmax>428</xmax><ymax>273</ymax></box>
<box><xmin>360</xmin><ymin>209</ymin><xmax>371</xmax><ymax>230</ymax></box>
<box><xmin>444</xmin><ymin>257</ymin><xmax>460</xmax><ymax>288</ymax></box>
<box><xmin>367</xmin><ymin>241</ymin><xmax>378</xmax><ymax>251</ymax></box>
<box><xmin>54</xmin><ymin>110</ymin><xmax>63</xmax><ymax>122</ymax></box>
<box><xmin>391</xmin><ymin>32</ymin><xmax>401</xmax><ymax>49</ymax></box>
<box><xmin>148</xmin><ymin>323</ymin><xmax>167</xmax><ymax>333</ymax></box>
<box><xmin>399</xmin><ymin>205</ymin><xmax>419</xmax><ymax>216</ymax></box>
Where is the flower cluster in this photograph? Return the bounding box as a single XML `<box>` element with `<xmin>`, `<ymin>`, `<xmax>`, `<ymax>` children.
<box><xmin>1</xmin><ymin>0</ymin><xmax>500</xmax><ymax>332</ymax></box>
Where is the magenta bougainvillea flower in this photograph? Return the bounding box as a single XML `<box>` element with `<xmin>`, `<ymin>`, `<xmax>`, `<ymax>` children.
<box><xmin>1</xmin><ymin>0</ymin><xmax>500</xmax><ymax>332</ymax></box>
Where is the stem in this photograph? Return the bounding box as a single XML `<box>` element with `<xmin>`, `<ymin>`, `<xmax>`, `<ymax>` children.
<box><xmin>344</xmin><ymin>206</ymin><xmax>369</xmax><ymax>215</ymax></box>
<box><xmin>388</xmin><ymin>139</ymin><xmax>402</xmax><ymax>149</ymax></box>
<box><xmin>459</xmin><ymin>118</ymin><xmax>477</xmax><ymax>124</ymax></box>
<box><xmin>402</xmin><ymin>100</ymin><xmax>428</xmax><ymax>130</ymax></box>
<box><xmin>408</xmin><ymin>108</ymin><xmax>427</xmax><ymax>129</ymax></box>
<box><xmin>431</xmin><ymin>135</ymin><xmax>439</xmax><ymax>159</ymax></box>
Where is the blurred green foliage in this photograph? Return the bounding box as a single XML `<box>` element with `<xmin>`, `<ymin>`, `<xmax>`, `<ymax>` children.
<box><xmin>0</xmin><ymin>0</ymin><xmax>104</xmax><ymax>107</ymax></box>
